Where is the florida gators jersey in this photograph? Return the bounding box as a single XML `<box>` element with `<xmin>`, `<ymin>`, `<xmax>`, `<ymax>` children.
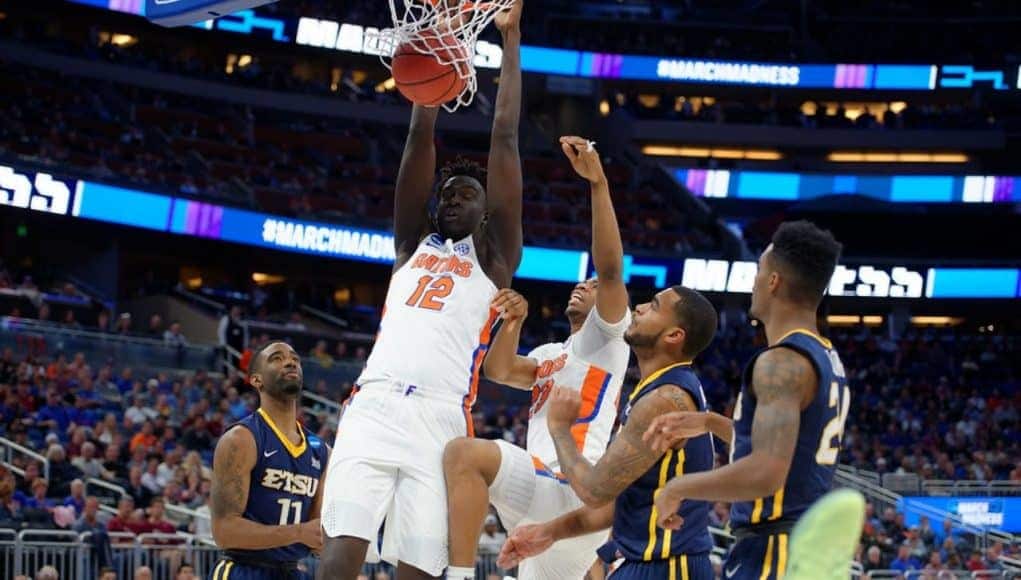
<box><xmin>359</xmin><ymin>234</ymin><xmax>498</xmax><ymax>403</ymax></box>
<box><xmin>613</xmin><ymin>363</ymin><xmax>714</xmax><ymax>561</ymax></box>
<box><xmin>730</xmin><ymin>329</ymin><xmax>850</xmax><ymax>531</ymax></box>
<box><xmin>228</xmin><ymin>408</ymin><xmax>328</xmax><ymax>563</ymax></box>
<box><xmin>525</xmin><ymin>308</ymin><xmax>631</xmax><ymax>471</ymax></box>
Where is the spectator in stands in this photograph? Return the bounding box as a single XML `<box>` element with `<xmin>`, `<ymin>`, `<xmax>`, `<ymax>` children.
<box><xmin>144</xmin><ymin>497</ymin><xmax>176</xmax><ymax>536</ymax></box>
<box><xmin>176</xmin><ymin>564</ymin><xmax>197</xmax><ymax>580</ymax></box>
<box><xmin>33</xmin><ymin>389</ymin><xmax>73</xmax><ymax>435</ymax></box>
<box><xmin>0</xmin><ymin>465</ymin><xmax>24</xmax><ymax>529</ymax></box>
<box><xmin>23</xmin><ymin>478</ymin><xmax>55</xmax><ymax>511</ymax></box>
<box><xmin>125</xmin><ymin>467</ymin><xmax>153</xmax><ymax>508</ymax></box>
<box><xmin>916</xmin><ymin>515</ymin><xmax>936</xmax><ymax>547</ymax></box>
<box><xmin>146</xmin><ymin>314</ymin><xmax>164</xmax><ymax>338</ymax></box>
<box><xmin>862</xmin><ymin>545</ymin><xmax>885</xmax><ymax>573</ymax></box>
<box><xmin>34</xmin><ymin>566</ymin><xmax>58</xmax><ymax>580</ymax></box>
<box><xmin>181</xmin><ymin>450</ymin><xmax>211</xmax><ymax>482</ymax></box>
<box><xmin>101</xmin><ymin>443</ymin><xmax>126</xmax><ymax>482</ymax></box>
<box><xmin>99</xmin><ymin>569</ymin><xmax>116</xmax><ymax>580</ymax></box>
<box><xmin>125</xmin><ymin>396</ymin><xmax>155</xmax><ymax>426</ymax></box>
<box><xmin>218</xmin><ymin>306</ymin><xmax>246</xmax><ymax>366</ymax></box>
<box><xmin>163</xmin><ymin>321</ymin><xmax>188</xmax><ymax>347</ymax></box>
<box><xmin>45</xmin><ymin>445</ymin><xmax>82</xmax><ymax>497</ymax></box>
<box><xmin>924</xmin><ymin>550</ymin><xmax>946</xmax><ymax>574</ymax></box>
<box><xmin>37</xmin><ymin>303</ymin><xmax>51</xmax><ymax>322</ymax></box>
<box><xmin>223</xmin><ymin>387</ymin><xmax>249</xmax><ymax>421</ymax></box>
<box><xmin>311</xmin><ymin>339</ymin><xmax>334</xmax><ymax>368</ymax></box>
<box><xmin>904</xmin><ymin>528</ymin><xmax>928</xmax><ymax>561</ymax></box>
<box><xmin>16</xmin><ymin>461</ymin><xmax>42</xmax><ymax>496</ymax></box>
<box><xmin>72</xmin><ymin>496</ymin><xmax>104</xmax><ymax>533</ymax></box>
<box><xmin>114</xmin><ymin>313</ymin><xmax>133</xmax><ymax>335</ymax></box>
<box><xmin>141</xmin><ymin>457</ymin><xmax>165</xmax><ymax>495</ymax></box>
<box><xmin>181</xmin><ymin>416</ymin><xmax>213</xmax><ymax>451</ymax></box>
<box><xmin>477</xmin><ymin>514</ymin><xmax>506</xmax><ymax>558</ymax></box>
<box><xmin>891</xmin><ymin>544</ymin><xmax>922</xmax><ymax>572</ymax></box>
<box><xmin>106</xmin><ymin>496</ymin><xmax>136</xmax><ymax>534</ymax></box>
<box><xmin>62</xmin><ymin>309</ymin><xmax>81</xmax><ymax>329</ymax></box>
<box><xmin>63</xmin><ymin>479</ymin><xmax>86</xmax><ymax>516</ymax></box>
<box><xmin>130</xmin><ymin>421</ymin><xmax>158</xmax><ymax>452</ymax></box>
<box><xmin>95</xmin><ymin>310</ymin><xmax>111</xmax><ymax>333</ymax></box>
<box><xmin>134</xmin><ymin>566</ymin><xmax>153</xmax><ymax>580</ymax></box>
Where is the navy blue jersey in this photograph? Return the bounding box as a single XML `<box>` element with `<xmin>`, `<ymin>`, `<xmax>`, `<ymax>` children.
<box><xmin>228</xmin><ymin>408</ymin><xmax>328</xmax><ymax>563</ymax></box>
<box><xmin>613</xmin><ymin>363</ymin><xmax>714</xmax><ymax>561</ymax></box>
<box><xmin>730</xmin><ymin>329</ymin><xmax>850</xmax><ymax>531</ymax></box>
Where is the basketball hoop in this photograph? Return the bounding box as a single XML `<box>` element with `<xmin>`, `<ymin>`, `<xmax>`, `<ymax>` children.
<box><xmin>374</xmin><ymin>0</ymin><xmax>515</xmax><ymax>112</ymax></box>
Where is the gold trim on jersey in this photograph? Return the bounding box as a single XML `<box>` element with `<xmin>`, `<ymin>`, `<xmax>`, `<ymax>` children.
<box><xmin>644</xmin><ymin>449</ymin><xmax>675</xmax><ymax>560</ymax></box>
<box><xmin>774</xmin><ymin>328</ymin><xmax>832</xmax><ymax>349</ymax></box>
<box><xmin>627</xmin><ymin>362</ymin><xmax>693</xmax><ymax>404</ymax></box>
<box><xmin>257</xmin><ymin>408</ymin><xmax>307</xmax><ymax>458</ymax></box>
<box><xmin>660</xmin><ymin>449</ymin><xmax>686</xmax><ymax>558</ymax></box>
<box><xmin>777</xmin><ymin>533</ymin><xmax>789</xmax><ymax>577</ymax></box>
<box><xmin>751</xmin><ymin>488</ymin><xmax>784</xmax><ymax>524</ymax></box>
<box><xmin>759</xmin><ymin>535</ymin><xmax>775</xmax><ymax>580</ymax></box>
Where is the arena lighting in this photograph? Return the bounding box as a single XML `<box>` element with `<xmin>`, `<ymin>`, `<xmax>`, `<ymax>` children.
<box><xmin>909</xmin><ymin>316</ymin><xmax>963</xmax><ymax>326</ymax></box>
<box><xmin>251</xmin><ymin>272</ymin><xmax>286</xmax><ymax>284</ymax></box>
<box><xmin>827</xmin><ymin>152</ymin><xmax>969</xmax><ymax>163</ymax></box>
<box><xmin>826</xmin><ymin>315</ymin><xmax>883</xmax><ymax>326</ymax></box>
<box><xmin>642</xmin><ymin>145</ymin><xmax>783</xmax><ymax>160</ymax></box>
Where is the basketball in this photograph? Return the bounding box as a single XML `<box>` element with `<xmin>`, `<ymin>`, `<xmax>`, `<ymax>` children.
<box><xmin>392</xmin><ymin>35</ymin><xmax>469</xmax><ymax>107</ymax></box>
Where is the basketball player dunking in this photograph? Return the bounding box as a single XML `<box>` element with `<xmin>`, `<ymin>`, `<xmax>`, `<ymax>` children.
<box><xmin>496</xmin><ymin>286</ymin><xmax>721</xmax><ymax>580</ymax></box>
<box><xmin>318</xmin><ymin>2</ymin><xmax>524</xmax><ymax>579</ymax></box>
<box><xmin>645</xmin><ymin>221</ymin><xmax>849</xmax><ymax>580</ymax></box>
<box><xmin>442</xmin><ymin>136</ymin><xmax>631</xmax><ymax>580</ymax></box>
<box><xmin>209</xmin><ymin>341</ymin><xmax>329</xmax><ymax>580</ymax></box>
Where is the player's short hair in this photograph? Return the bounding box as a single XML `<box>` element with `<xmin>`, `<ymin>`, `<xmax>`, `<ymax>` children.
<box><xmin>670</xmin><ymin>286</ymin><xmax>718</xmax><ymax>359</ymax></box>
<box><xmin>770</xmin><ymin>220</ymin><xmax>842</xmax><ymax>306</ymax></box>
<box><xmin>249</xmin><ymin>341</ymin><xmax>283</xmax><ymax>376</ymax></box>
<box><xmin>438</xmin><ymin>156</ymin><xmax>487</xmax><ymax>191</ymax></box>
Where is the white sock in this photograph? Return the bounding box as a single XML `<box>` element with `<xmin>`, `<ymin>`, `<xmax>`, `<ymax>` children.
<box><xmin>446</xmin><ymin>566</ymin><xmax>475</xmax><ymax>580</ymax></box>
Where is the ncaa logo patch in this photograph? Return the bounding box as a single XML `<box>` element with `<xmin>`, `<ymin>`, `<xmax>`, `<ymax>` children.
<box><xmin>453</xmin><ymin>242</ymin><xmax>470</xmax><ymax>256</ymax></box>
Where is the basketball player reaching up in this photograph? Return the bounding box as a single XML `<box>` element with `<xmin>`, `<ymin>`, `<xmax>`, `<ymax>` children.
<box><xmin>498</xmin><ymin>286</ymin><xmax>721</xmax><ymax>580</ymax></box>
<box><xmin>209</xmin><ymin>341</ymin><xmax>329</xmax><ymax>580</ymax></box>
<box><xmin>442</xmin><ymin>135</ymin><xmax>631</xmax><ymax>580</ymax></box>
<box><xmin>645</xmin><ymin>221</ymin><xmax>849</xmax><ymax>580</ymax></box>
<box><xmin>319</xmin><ymin>2</ymin><xmax>524</xmax><ymax>579</ymax></box>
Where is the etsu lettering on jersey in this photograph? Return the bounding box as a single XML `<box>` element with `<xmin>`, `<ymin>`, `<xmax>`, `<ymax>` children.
<box><xmin>410</xmin><ymin>252</ymin><xmax>474</xmax><ymax>278</ymax></box>
<box><xmin>260</xmin><ymin>468</ymin><xmax>320</xmax><ymax>498</ymax></box>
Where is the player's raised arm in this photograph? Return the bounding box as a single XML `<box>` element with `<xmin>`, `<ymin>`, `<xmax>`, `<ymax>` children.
<box><xmin>560</xmin><ymin>136</ymin><xmax>628</xmax><ymax>324</ymax></box>
<box><xmin>654</xmin><ymin>347</ymin><xmax>814</xmax><ymax>529</ymax></box>
<box><xmin>483</xmin><ymin>289</ymin><xmax>537</xmax><ymax>389</ymax></box>
<box><xmin>393</xmin><ymin>105</ymin><xmax>441</xmax><ymax>266</ymax></box>
<box><xmin>547</xmin><ymin>384</ymin><xmax>697</xmax><ymax>507</ymax></box>
<box><xmin>484</xmin><ymin>0</ymin><xmax>524</xmax><ymax>275</ymax></box>
<box><xmin>210</xmin><ymin>427</ymin><xmax>321</xmax><ymax>550</ymax></box>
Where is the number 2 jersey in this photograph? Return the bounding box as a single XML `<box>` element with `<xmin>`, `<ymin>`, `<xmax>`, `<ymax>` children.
<box><xmin>228</xmin><ymin>409</ymin><xmax>329</xmax><ymax>563</ymax></box>
<box><xmin>358</xmin><ymin>233</ymin><xmax>498</xmax><ymax>418</ymax></box>
<box><xmin>729</xmin><ymin>329</ymin><xmax>851</xmax><ymax>531</ymax></box>
<box><xmin>525</xmin><ymin>308</ymin><xmax>631</xmax><ymax>472</ymax></box>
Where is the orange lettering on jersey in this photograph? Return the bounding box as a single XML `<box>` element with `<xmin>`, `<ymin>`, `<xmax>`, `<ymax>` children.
<box><xmin>408</xmin><ymin>252</ymin><xmax>474</xmax><ymax>278</ymax></box>
<box><xmin>536</xmin><ymin>353</ymin><xmax>568</xmax><ymax>379</ymax></box>
<box><xmin>530</xmin><ymin>379</ymin><xmax>555</xmax><ymax>418</ymax></box>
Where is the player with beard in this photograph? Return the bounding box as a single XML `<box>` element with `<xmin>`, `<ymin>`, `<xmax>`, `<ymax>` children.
<box><xmin>209</xmin><ymin>341</ymin><xmax>328</xmax><ymax>580</ymax></box>
<box><xmin>498</xmin><ymin>286</ymin><xmax>720</xmax><ymax>580</ymax></box>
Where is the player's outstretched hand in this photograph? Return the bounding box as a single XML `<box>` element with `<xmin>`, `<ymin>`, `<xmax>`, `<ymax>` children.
<box><xmin>560</xmin><ymin>136</ymin><xmax>607</xmax><ymax>186</ymax></box>
<box><xmin>494</xmin><ymin>0</ymin><xmax>523</xmax><ymax>34</ymax></box>
<box><xmin>497</xmin><ymin>523</ymin><xmax>554</xmax><ymax>569</ymax></box>
<box><xmin>643</xmin><ymin>411</ymin><xmax>709</xmax><ymax>453</ymax></box>
<box><xmin>299</xmin><ymin>518</ymin><xmax>323</xmax><ymax>550</ymax></box>
<box><xmin>491</xmin><ymin>288</ymin><xmax>528</xmax><ymax>322</ymax></box>
<box><xmin>547</xmin><ymin>386</ymin><xmax>582</xmax><ymax>431</ymax></box>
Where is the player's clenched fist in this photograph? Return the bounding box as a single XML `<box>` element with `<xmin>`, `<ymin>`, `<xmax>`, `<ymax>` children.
<box><xmin>547</xmin><ymin>386</ymin><xmax>582</xmax><ymax>431</ymax></box>
<box><xmin>491</xmin><ymin>288</ymin><xmax>528</xmax><ymax>322</ymax></box>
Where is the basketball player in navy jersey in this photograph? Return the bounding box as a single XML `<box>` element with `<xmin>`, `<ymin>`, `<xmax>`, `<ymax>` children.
<box><xmin>209</xmin><ymin>341</ymin><xmax>329</xmax><ymax>580</ymax></box>
<box><xmin>498</xmin><ymin>285</ymin><xmax>720</xmax><ymax>580</ymax></box>
<box><xmin>645</xmin><ymin>221</ymin><xmax>850</xmax><ymax>580</ymax></box>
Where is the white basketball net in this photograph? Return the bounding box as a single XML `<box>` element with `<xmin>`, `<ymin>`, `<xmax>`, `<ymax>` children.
<box><xmin>373</xmin><ymin>0</ymin><xmax>514</xmax><ymax>112</ymax></box>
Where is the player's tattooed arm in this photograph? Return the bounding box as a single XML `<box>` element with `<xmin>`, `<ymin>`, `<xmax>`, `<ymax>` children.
<box><xmin>656</xmin><ymin>347</ymin><xmax>815</xmax><ymax>513</ymax></box>
<box><xmin>210</xmin><ymin>427</ymin><xmax>322</xmax><ymax>550</ymax></box>
<box><xmin>548</xmin><ymin>385</ymin><xmax>696</xmax><ymax>507</ymax></box>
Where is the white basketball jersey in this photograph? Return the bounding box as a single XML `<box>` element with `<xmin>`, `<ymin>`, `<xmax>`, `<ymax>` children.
<box><xmin>359</xmin><ymin>233</ymin><xmax>498</xmax><ymax>403</ymax></box>
<box><xmin>526</xmin><ymin>308</ymin><xmax>631</xmax><ymax>471</ymax></box>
